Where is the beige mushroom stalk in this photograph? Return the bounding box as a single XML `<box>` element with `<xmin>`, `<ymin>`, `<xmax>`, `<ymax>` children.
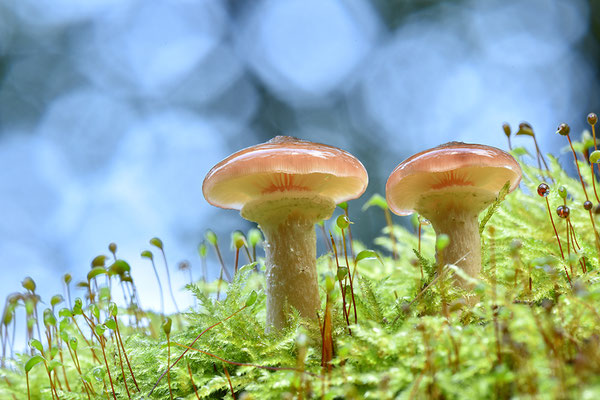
<box><xmin>203</xmin><ymin>136</ymin><xmax>368</xmax><ymax>330</ymax></box>
<box><xmin>386</xmin><ymin>142</ymin><xmax>522</xmax><ymax>287</ymax></box>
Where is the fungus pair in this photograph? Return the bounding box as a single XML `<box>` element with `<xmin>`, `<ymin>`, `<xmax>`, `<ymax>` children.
<box><xmin>203</xmin><ymin>137</ymin><xmax>521</xmax><ymax>329</ymax></box>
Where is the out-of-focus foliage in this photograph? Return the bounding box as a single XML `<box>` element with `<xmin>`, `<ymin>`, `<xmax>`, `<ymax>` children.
<box><xmin>1</xmin><ymin>0</ymin><xmax>599</xmax><ymax>316</ymax></box>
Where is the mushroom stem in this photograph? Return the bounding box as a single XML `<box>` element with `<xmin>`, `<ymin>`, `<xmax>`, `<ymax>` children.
<box><xmin>423</xmin><ymin>208</ymin><xmax>481</xmax><ymax>288</ymax></box>
<box><xmin>242</xmin><ymin>193</ymin><xmax>335</xmax><ymax>330</ymax></box>
<box><xmin>260</xmin><ymin>218</ymin><xmax>320</xmax><ymax>330</ymax></box>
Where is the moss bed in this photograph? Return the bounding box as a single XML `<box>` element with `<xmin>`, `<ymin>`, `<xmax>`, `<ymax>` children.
<box><xmin>3</xmin><ymin>124</ymin><xmax>600</xmax><ymax>399</ymax></box>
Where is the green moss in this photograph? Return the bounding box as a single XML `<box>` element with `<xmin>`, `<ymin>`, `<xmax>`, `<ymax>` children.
<box><xmin>4</xmin><ymin>137</ymin><xmax>600</xmax><ymax>399</ymax></box>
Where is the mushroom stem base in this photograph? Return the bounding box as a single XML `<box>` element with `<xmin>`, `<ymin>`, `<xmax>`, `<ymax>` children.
<box><xmin>425</xmin><ymin>209</ymin><xmax>482</xmax><ymax>288</ymax></box>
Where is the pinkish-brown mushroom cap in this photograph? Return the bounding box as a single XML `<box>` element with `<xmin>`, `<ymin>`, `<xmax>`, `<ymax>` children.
<box><xmin>386</xmin><ymin>142</ymin><xmax>522</xmax><ymax>216</ymax></box>
<box><xmin>203</xmin><ymin>136</ymin><xmax>368</xmax><ymax>210</ymax></box>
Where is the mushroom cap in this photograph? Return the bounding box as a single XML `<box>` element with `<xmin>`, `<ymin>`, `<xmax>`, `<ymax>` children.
<box><xmin>386</xmin><ymin>142</ymin><xmax>522</xmax><ymax>216</ymax></box>
<box><xmin>203</xmin><ymin>136</ymin><xmax>368</xmax><ymax>210</ymax></box>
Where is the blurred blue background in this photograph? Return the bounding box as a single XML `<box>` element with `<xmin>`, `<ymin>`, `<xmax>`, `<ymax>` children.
<box><xmin>1</xmin><ymin>0</ymin><xmax>599</xmax><ymax>313</ymax></box>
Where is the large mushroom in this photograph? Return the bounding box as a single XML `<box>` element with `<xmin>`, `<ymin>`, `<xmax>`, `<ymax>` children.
<box><xmin>203</xmin><ymin>136</ymin><xmax>368</xmax><ymax>330</ymax></box>
<box><xmin>385</xmin><ymin>142</ymin><xmax>522</xmax><ymax>287</ymax></box>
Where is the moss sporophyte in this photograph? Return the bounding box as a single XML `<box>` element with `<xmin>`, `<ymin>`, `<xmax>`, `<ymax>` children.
<box><xmin>6</xmin><ymin>116</ymin><xmax>600</xmax><ymax>398</ymax></box>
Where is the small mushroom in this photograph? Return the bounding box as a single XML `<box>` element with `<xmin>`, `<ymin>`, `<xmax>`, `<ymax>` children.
<box><xmin>203</xmin><ymin>136</ymin><xmax>368</xmax><ymax>329</ymax></box>
<box><xmin>385</xmin><ymin>142</ymin><xmax>522</xmax><ymax>287</ymax></box>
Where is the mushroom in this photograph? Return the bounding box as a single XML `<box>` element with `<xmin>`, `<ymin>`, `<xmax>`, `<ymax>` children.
<box><xmin>385</xmin><ymin>142</ymin><xmax>522</xmax><ymax>287</ymax></box>
<box><xmin>203</xmin><ymin>136</ymin><xmax>368</xmax><ymax>330</ymax></box>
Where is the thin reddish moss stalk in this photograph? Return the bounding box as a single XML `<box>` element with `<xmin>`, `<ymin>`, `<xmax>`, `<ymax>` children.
<box><xmin>223</xmin><ymin>365</ymin><xmax>235</xmax><ymax>399</ymax></box>
<box><xmin>564</xmin><ymin>199</ymin><xmax>573</xmax><ymax>276</ymax></box>
<box><xmin>66</xmin><ymin>343</ymin><xmax>93</xmax><ymax>399</ymax></box>
<box><xmin>149</xmin><ymin>303</ymin><xmax>250</xmax><ymax>396</ymax></box>
<box><xmin>115</xmin><ymin>319</ymin><xmax>139</xmax><ymax>391</ymax></box>
<box><xmin>532</xmin><ymin>135</ymin><xmax>551</xmax><ymax>173</ymax></box>
<box><xmin>157</xmin><ymin>247</ymin><xmax>180</xmax><ymax>314</ymax></box>
<box><xmin>81</xmin><ymin>313</ymin><xmax>117</xmax><ymax>400</ymax></box>
<box><xmin>343</xmin><ymin>207</ymin><xmax>355</xmax><ymax>258</ymax></box>
<box><xmin>41</xmin><ymin>358</ymin><xmax>59</xmax><ymax>400</ymax></box>
<box><xmin>590</xmin><ymin>163</ymin><xmax>600</xmax><ymax>203</ymax></box>
<box><xmin>544</xmin><ymin>198</ymin><xmax>572</xmax><ymax>284</ymax></box>
<box><xmin>330</xmin><ymin>235</ymin><xmax>351</xmax><ymax>335</ymax></box>
<box><xmin>384</xmin><ymin>208</ymin><xmax>398</xmax><ymax>259</ymax></box>
<box><xmin>211</xmin><ymin>241</ymin><xmax>232</xmax><ymax>281</ymax></box>
<box><xmin>568</xmin><ymin>219</ymin><xmax>588</xmax><ymax>273</ymax></box>
<box><xmin>166</xmin><ymin>332</ymin><xmax>173</xmax><ymax>400</ymax></box>
<box><xmin>26</xmin><ymin>372</ymin><xmax>31</xmax><ymax>400</ymax></box>
<box><xmin>114</xmin><ymin>334</ymin><xmax>131</xmax><ymax>399</ymax></box>
<box><xmin>234</xmin><ymin>248</ymin><xmax>240</xmax><ymax>274</ymax></box>
<box><xmin>320</xmin><ymin>296</ymin><xmax>334</xmax><ymax>373</ymax></box>
<box><xmin>488</xmin><ymin>226</ymin><xmax>502</xmax><ymax>365</ymax></box>
<box><xmin>592</xmin><ymin>121</ymin><xmax>598</xmax><ymax>201</ymax></box>
<box><xmin>187</xmin><ymin>363</ymin><xmax>200</xmax><ymax>400</ymax></box>
<box><xmin>566</xmin><ymin>134</ymin><xmax>590</xmax><ymax>201</ymax></box>
<box><xmin>341</xmin><ymin>228</ymin><xmax>358</xmax><ymax>324</ymax></box>
<box><xmin>565</xmin><ymin>133</ymin><xmax>600</xmax><ymax>254</ymax></box>
<box><xmin>545</xmin><ymin>197</ymin><xmax>565</xmax><ymax>261</ymax></box>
